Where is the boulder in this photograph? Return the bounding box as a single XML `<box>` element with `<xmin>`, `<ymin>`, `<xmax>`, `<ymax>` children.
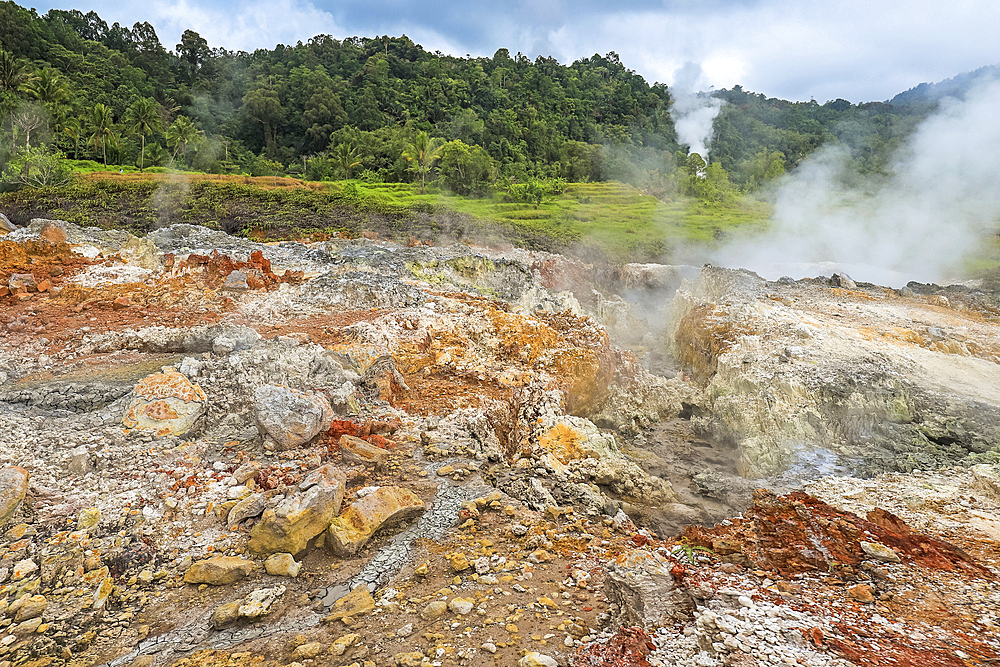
<box><xmin>248</xmin><ymin>465</ymin><xmax>346</xmax><ymax>555</ymax></box>
<box><xmin>970</xmin><ymin>464</ymin><xmax>1000</xmax><ymax>502</ymax></box>
<box><xmin>183</xmin><ymin>556</ymin><xmax>256</xmax><ymax>585</ymax></box>
<box><xmin>210</xmin><ymin>601</ymin><xmax>241</xmax><ymax>629</ymax></box>
<box><xmin>123</xmin><ymin>367</ymin><xmax>207</xmax><ymax>437</ymax></box>
<box><xmin>323</xmin><ymin>585</ymin><xmax>375</xmax><ymax>624</ymax></box>
<box><xmin>264</xmin><ymin>552</ymin><xmax>301</xmax><ymax>577</ymax></box>
<box><xmin>0</xmin><ymin>466</ymin><xmax>29</xmax><ymax>527</ymax></box>
<box><xmin>327</xmin><ymin>486</ymin><xmax>425</xmax><ymax>556</ymax></box>
<box><xmin>339</xmin><ymin>434</ymin><xmax>390</xmax><ymax>468</ymax></box>
<box><xmin>238</xmin><ymin>585</ymin><xmax>285</xmax><ymax>619</ymax></box>
<box><xmin>253</xmin><ymin>384</ymin><xmax>334</xmax><ymax>450</ymax></box>
<box><xmin>0</xmin><ymin>212</ymin><xmax>14</xmax><ymax>234</ymax></box>
<box><xmin>604</xmin><ymin>549</ymin><xmax>695</xmax><ymax>628</ymax></box>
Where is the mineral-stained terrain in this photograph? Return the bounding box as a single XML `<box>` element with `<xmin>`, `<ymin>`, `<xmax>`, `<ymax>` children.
<box><xmin>1</xmin><ymin>218</ymin><xmax>999</xmax><ymax>667</ymax></box>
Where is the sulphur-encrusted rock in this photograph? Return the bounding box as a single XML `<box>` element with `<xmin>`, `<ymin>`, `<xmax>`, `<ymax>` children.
<box><xmin>394</xmin><ymin>652</ymin><xmax>427</xmax><ymax>667</ymax></box>
<box><xmin>183</xmin><ymin>556</ymin><xmax>256</xmax><ymax>585</ymax></box>
<box><xmin>326</xmin><ymin>486</ymin><xmax>425</xmax><ymax>556</ymax></box>
<box><xmin>339</xmin><ymin>434</ymin><xmax>390</xmax><ymax>468</ymax></box>
<box><xmin>323</xmin><ymin>585</ymin><xmax>375</xmax><ymax>624</ymax></box>
<box><xmin>329</xmin><ymin>633</ymin><xmax>359</xmax><ymax>656</ymax></box>
<box><xmin>604</xmin><ymin>548</ymin><xmax>694</xmax><ymax>628</ymax></box>
<box><xmin>249</xmin><ymin>465</ymin><xmax>346</xmax><ymax>555</ymax></box>
<box><xmin>238</xmin><ymin>585</ymin><xmax>285</xmax><ymax>619</ymax></box>
<box><xmin>92</xmin><ymin>576</ymin><xmax>114</xmax><ymax>610</ymax></box>
<box><xmin>520</xmin><ymin>653</ymin><xmax>558</xmax><ymax>667</ymax></box>
<box><xmin>264</xmin><ymin>552</ymin><xmax>301</xmax><ymax>577</ymax></box>
<box><xmin>210</xmin><ymin>601</ymin><xmax>241</xmax><ymax>629</ymax></box>
<box><xmin>0</xmin><ymin>466</ymin><xmax>29</xmax><ymax>527</ymax></box>
<box><xmin>253</xmin><ymin>384</ymin><xmax>334</xmax><ymax>450</ymax></box>
<box><xmin>77</xmin><ymin>507</ymin><xmax>101</xmax><ymax>530</ymax></box>
<box><xmin>290</xmin><ymin>642</ymin><xmax>326</xmax><ymax>660</ymax></box>
<box><xmin>123</xmin><ymin>367</ymin><xmax>207</xmax><ymax>437</ymax></box>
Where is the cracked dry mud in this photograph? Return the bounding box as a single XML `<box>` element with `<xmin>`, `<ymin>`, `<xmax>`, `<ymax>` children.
<box><xmin>1</xmin><ymin>218</ymin><xmax>999</xmax><ymax>667</ymax></box>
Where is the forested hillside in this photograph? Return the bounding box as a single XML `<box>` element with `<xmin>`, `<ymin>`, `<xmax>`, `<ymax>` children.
<box><xmin>0</xmin><ymin>0</ymin><xmax>946</xmax><ymax>198</ymax></box>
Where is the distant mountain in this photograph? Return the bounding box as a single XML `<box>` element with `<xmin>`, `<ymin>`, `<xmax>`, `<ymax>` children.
<box><xmin>890</xmin><ymin>65</ymin><xmax>1000</xmax><ymax>105</ymax></box>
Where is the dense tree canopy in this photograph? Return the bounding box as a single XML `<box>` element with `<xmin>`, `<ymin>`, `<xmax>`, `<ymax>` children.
<box><xmin>0</xmin><ymin>1</ymin><xmax>937</xmax><ymax>197</ymax></box>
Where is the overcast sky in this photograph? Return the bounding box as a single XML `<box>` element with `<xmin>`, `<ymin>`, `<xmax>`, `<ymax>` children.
<box><xmin>34</xmin><ymin>0</ymin><xmax>1000</xmax><ymax>102</ymax></box>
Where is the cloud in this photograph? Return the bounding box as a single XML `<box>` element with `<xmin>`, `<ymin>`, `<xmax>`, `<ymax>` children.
<box><xmin>36</xmin><ymin>0</ymin><xmax>1000</xmax><ymax>101</ymax></box>
<box><xmin>149</xmin><ymin>0</ymin><xmax>340</xmax><ymax>51</ymax></box>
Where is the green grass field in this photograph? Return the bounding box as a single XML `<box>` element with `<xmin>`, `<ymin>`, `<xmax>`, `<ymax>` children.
<box><xmin>329</xmin><ymin>180</ymin><xmax>773</xmax><ymax>261</ymax></box>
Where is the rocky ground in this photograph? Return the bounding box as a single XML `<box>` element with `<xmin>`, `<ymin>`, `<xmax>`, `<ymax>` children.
<box><xmin>1</xmin><ymin>217</ymin><xmax>999</xmax><ymax>667</ymax></box>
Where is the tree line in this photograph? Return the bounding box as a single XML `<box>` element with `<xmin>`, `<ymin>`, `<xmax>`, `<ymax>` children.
<box><xmin>0</xmin><ymin>0</ymin><xmax>936</xmax><ymax>199</ymax></box>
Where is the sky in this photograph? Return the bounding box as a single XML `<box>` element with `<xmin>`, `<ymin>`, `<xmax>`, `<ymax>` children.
<box><xmin>32</xmin><ymin>0</ymin><xmax>1000</xmax><ymax>102</ymax></box>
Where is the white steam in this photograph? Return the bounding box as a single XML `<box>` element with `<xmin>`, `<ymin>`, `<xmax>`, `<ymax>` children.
<box><xmin>711</xmin><ymin>77</ymin><xmax>1000</xmax><ymax>287</ymax></box>
<box><xmin>670</xmin><ymin>62</ymin><xmax>724</xmax><ymax>159</ymax></box>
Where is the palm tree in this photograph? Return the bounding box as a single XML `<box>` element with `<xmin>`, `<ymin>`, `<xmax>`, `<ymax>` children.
<box><xmin>89</xmin><ymin>103</ymin><xmax>115</xmax><ymax>166</ymax></box>
<box><xmin>0</xmin><ymin>49</ymin><xmax>31</xmax><ymax>94</ymax></box>
<box><xmin>27</xmin><ymin>68</ymin><xmax>68</xmax><ymax>106</ymax></box>
<box><xmin>402</xmin><ymin>131</ymin><xmax>444</xmax><ymax>193</ymax></box>
<box><xmin>125</xmin><ymin>98</ymin><xmax>161</xmax><ymax>172</ymax></box>
<box><xmin>63</xmin><ymin>118</ymin><xmax>83</xmax><ymax>159</ymax></box>
<box><xmin>166</xmin><ymin>115</ymin><xmax>202</xmax><ymax>161</ymax></box>
<box><xmin>332</xmin><ymin>142</ymin><xmax>362</xmax><ymax>179</ymax></box>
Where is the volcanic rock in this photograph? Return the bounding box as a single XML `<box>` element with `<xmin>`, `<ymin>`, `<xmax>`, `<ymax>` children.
<box><xmin>0</xmin><ymin>466</ymin><xmax>29</xmax><ymax>527</ymax></box>
<box><xmin>237</xmin><ymin>585</ymin><xmax>285</xmax><ymax>619</ymax></box>
<box><xmin>339</xmin><ymin>434</ymin><xmax>390</xmax><ymax>468</ymax></box>
<box><xmin>253</xmin><ymin>384</ymin><xmax>334</xmax><ymax>450</ymax></box>
<box><xmin>327</xmin><ymin>486</ymin><xmax>425</xmax><ymax>556</ymax></box>
<box><xmin>323</xmin><ymin>585</ymin><xmax>375</xmax><ymax>624</ymax></box>
<box><xmin>248</xmin><ymin>464</ymin><xmax>346</xmax><ymax>555</ymax></box>
<box><xmin>123</xmin><ymin>367</ymin><xmax>207</xmax><ymax>437</ymax></box>
<box><xmin>264</xmin><ymin>552</ymin><xmax>301</xmax><ymax>577</ymax></box>
<box><xmin>520</xmin><ymin>653</ymin><xmax>558</xmax><ymax>667</ymax></box>
<box><xmin>604</xmin><ymin>549</ymin><xmax>695</xmax><ymax>628</ymax></box>
<box><xmin>12</xmin><ymin>595</ymin><xmax>47</xmax><ymax>622</ymax></box>
<box><xmin>183</xmin><ymin>556</ymin><xmax>256</xmax><ymax>585</ymax></box>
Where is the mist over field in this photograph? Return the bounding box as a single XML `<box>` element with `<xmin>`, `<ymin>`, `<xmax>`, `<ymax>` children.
<box><xmin>708</xmin><ymin>77</ymin><xmax>1000</xmax><ymax>287</ymax></box>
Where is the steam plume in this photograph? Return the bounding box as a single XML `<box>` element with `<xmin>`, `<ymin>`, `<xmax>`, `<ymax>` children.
<box><xmin>710</xmin><ymin>76</ymin><xmax>1000</xmax><ymax>287</ymax></box>
<box><xmin>670</xmin><ymin>62</ymin><xmax>723</xmax><ymax>159</ymax></box>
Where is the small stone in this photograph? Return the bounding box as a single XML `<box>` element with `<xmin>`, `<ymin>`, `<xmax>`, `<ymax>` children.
<box><xmin>238</xmin><ymin>585</ymin><xmax>285</xmax><ymax>619</ymax></box>
<box><xmin>291</xmin><ymin>642</ymin><xmax>326</xmax><ymax>660</ymax></box>
<box><xmin>393</xmin><ymin>652</ymin><xmax>426</xmax><ymax>667</ymax></box>
<box><xmin>13</xmin><ymin>595</ymin><xmax>47</xmax><ymax>622</ymax></box>
<box><xmin>448</xmin><ymin>597</ymin><xmax>474</xmax><ymax>615</ymax></box>
<box><xmin>330</xmin><ymin>633</ymin><xmax>360</xmax><ymax>656</ymax></box>
<box><xmin>264</xmin><ymin>552</ymin><xmax>301</xmax><ymax>578</ymax></box>
<box><xmin>112</xmin><ymin>296</ymin><xmax>132</xmax><ymax>310</ymax></box>
<box><xmin>848</xmin><ymin>584</ymin><xmax>876</xmax><ymax>603</ymax></box>
<box><xmin>137</xmin><ymin>570</ymin><xmax>154</xmax><ymax>585</ymax></box>
<box><xmin>861</xmin><ymin>541</ymin><xmax>901</xmax><ymax>563</ymax></box>
<box><xmin>537</xmin><ymin>596</ymin><xmax>558</xmax><ymax>609</ymax></box>
<box><xmin>520</xmin><ymin>653</ymin><xmax>558</xmax><ymax>667</ymax></box>
<box><xmin>414</xmin><ymin>562</ymin><xmax>429</xmax><ymax>577</ymax></box>
<box><xmin>210</xmin><ymin>602</ymin><xmax>241</xmax><ymax>629</ymax></box>
<box><xmin>481</xmin><ymin>642</ymin><xmax>497</xmax><ymax>654</ymax></box>
<box><xmin>449</xmin><ymin>553</ymin><xmax>470</xmax><ymax>572</ymax></box>
<box><xmin>77</xmin><ymin>507</ymin><xmax>101</xmax><ymax>530</ymax></box>
<box><xmin>421</xmin><ymin>600</ymin><xmax>448</xmax><ymax>621</ymax></box>
<box><xmin>0</xmin><ymin>467</ymin><xmax>30</xmax><ymax>528</ymax></box>
<box><xmin>12</xmin><ymin>558</ymin><xmax>37</xmax><ymax>580</ymax></box>
<box><xmin>324</xmin><ymin>585</ymin><xmax>376</xmax><ymax>624</ymax></box>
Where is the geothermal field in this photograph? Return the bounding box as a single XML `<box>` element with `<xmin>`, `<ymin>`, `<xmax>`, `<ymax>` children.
<box><xmin>1</xmin><ymin>217</ymin><xmax>999</xmax><ymax>667</ymax></box>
